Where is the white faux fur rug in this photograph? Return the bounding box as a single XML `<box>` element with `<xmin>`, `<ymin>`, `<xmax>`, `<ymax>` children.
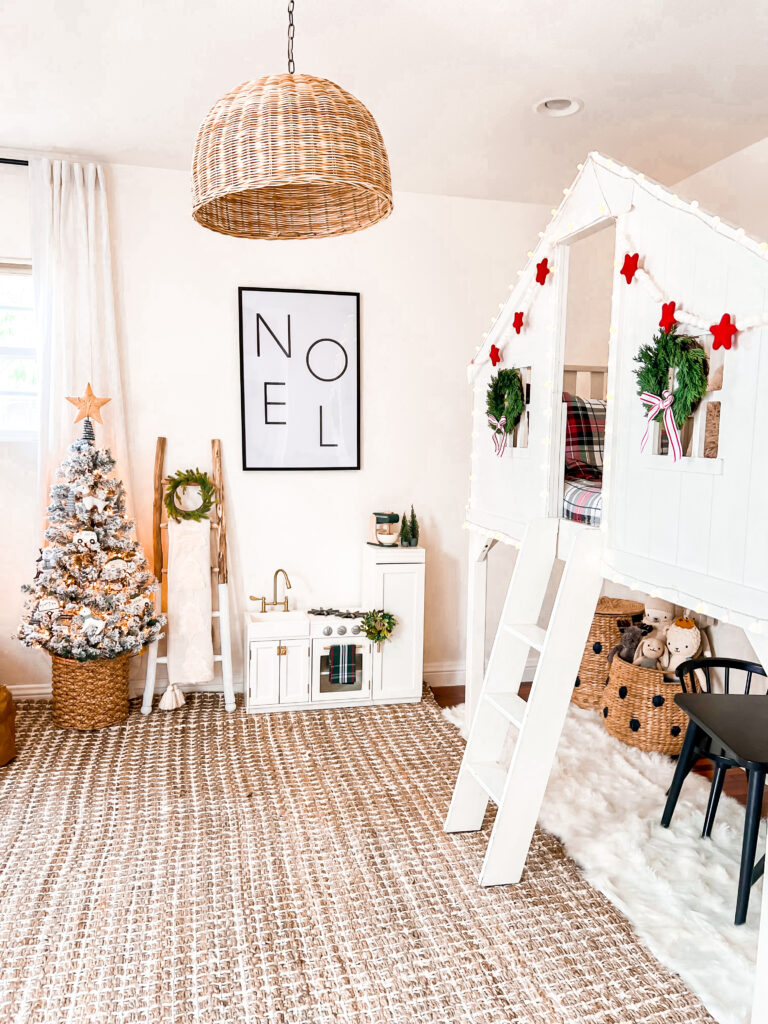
<box><xmin>442</xmin><ymin>702</ymin><xmax>764</xmax><ymax>1024</ymax></box>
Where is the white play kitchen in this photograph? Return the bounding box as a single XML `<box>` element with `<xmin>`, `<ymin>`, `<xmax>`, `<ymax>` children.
<box><xmin>243</xmin><ymin>543</ymin><xmax>425</xmax><ymax>712</ymax></box>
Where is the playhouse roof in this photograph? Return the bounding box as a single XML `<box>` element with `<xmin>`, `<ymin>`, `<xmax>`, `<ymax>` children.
<box><xmin>468</xmin><ymin>151</ymin><xmax>768</xmax><ymax>380</ymax></box>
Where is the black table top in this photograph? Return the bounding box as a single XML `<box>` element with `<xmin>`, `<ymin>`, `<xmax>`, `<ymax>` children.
<box><xmin>675</xmin><ymin>693</ymin><xmax>768</xmax><ymax>767</ymax></box>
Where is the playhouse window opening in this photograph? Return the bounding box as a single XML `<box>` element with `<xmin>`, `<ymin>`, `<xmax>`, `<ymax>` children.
<box><xmin>559</xmin><ymin>223</ymin><xmax>614</xmax><ymax>527</ymax></box>
<box><xmin>655</xmin><ymin>346</ymin><xmax>722</xmax><ymax>459</ymax></box>
<box><xmin>508</xmin><ymin>366</ymin><xmax>531</xmax><ymax>451</ymax></box>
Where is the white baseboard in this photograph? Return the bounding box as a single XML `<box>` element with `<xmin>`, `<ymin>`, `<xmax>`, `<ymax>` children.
<box><xmin>7</xmin><ymin>682</ymin><xmax>51</xmax><ymax>700</ymax></box>
<box><xmin>424</xmin><ymin>655</ymin><xmax>538</xmax><ymax>688</ymax></box>
<box><xmin>423</xmin><ymin>662</ymin><xmax>464</xmax><ymax>687</ymax></box>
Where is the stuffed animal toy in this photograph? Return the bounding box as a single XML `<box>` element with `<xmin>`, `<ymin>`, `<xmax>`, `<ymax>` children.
<box><xmin>607</xmin><ymin>622</ymin><xmax>652</xmax><ymax>665</ymax></box>
<box><xmin>660</xmin><ymin>617</ymin><xmax>702</xmax><ymax>677</ymax></box>
<box><xmin>643</xmin><ymin>599</ymin><xmax>677</xmax><ymax>639</ymax></box>
<box><xmin>632</xmin><ymin>635</ymin><xmax>666</xmax><ymax>670</ymax></box>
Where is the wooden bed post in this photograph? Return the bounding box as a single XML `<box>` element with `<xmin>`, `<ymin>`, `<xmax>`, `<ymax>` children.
<box><xmin>465</xmin><ymin>532</ymin><xmax>495</xmax><ymax>728</ymax></box>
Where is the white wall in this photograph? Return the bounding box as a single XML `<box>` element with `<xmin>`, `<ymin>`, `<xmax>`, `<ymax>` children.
<box><xmin>0</xmin><ymin>159</ymin><xmax>546</xmax><ymax>694</ymax></box>
<box><xmin>564</xmin><ymin>226</ymin><xmax>614</xmax><ymax>369</ymax></box>
<box><xmin>676</xmin><ymin>137</ymin><xmax>768</xmax><ymax>242</ymax></box>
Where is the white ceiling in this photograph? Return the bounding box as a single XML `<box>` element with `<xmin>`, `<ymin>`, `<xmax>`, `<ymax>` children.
<box><xmin>2</xmin><ymin>0</ymin><xmax>768</xmax><ymax>203</ymax></box>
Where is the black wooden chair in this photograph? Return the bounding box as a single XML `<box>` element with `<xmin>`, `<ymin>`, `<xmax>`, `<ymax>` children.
<box><xmin>660</xmin><ymin>657</ymin><xmax>768</xmax><ymax>925</ymax></box>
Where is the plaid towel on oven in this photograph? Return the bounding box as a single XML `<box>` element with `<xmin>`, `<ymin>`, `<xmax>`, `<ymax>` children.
<box><xmin>563</xmin><ymin>393</ymin><xmax>606</xmax><ymax>481</ymax></box>
<box><xmin>562</xmin><ymin>477</ymin><xmax>603</xmax><ymax>527</ymax></box>
<box><xmin>328</xmin><ymin>645</ymin><xmax>356</xmax><ymax>685</ymax></box>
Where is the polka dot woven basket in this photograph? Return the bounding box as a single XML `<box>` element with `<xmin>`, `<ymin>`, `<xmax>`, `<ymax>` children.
<box><xmin>602</xmin><ymin>657</ymin><xmax>689</xmax><ymax>756</ymax></box>
<box><xmin>572</xmin><ymin>597</ymin><xmax>644</xmax><ymax>711</ymax></box>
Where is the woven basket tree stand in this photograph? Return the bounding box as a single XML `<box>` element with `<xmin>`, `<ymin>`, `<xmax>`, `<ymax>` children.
<box><xmin>51</xmin><ymin>654</ymin><xmax>130</xmax><ymax>730</ymax></box>
<box><xmin>572</xmin><ymin>597</ymin><xmax>644</xmax><ymax>710</ymax></box>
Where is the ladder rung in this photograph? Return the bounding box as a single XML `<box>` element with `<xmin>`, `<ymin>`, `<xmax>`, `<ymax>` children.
<box><xmin>213</xmin><ymin>655</ymin><xmax>222</xmax><ymax>662</ymax></box>
<box><xmin>485</xmin><ymin>692</ymin><xmax>527</xmax><ymax>728</ymax></box>
<box><xmin>503</xmin><ymin>622</ymin><xmax>546</xmax><ymax>651</ymax></box>
<box><xmin>156</xmin><ymin>656</ymin><xmax>167</xmax><ymax>664</ymax></box>
<box><xmin>465</xmin><ymin>761</ymin><xmax>506</xmax><ymax>805</ymax></box>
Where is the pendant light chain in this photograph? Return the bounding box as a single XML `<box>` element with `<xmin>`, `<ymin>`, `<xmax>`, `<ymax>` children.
<box><xmin>287</xmin><ymin>1</ymin><xmax>296</xmax><ymax>74</ymax></box>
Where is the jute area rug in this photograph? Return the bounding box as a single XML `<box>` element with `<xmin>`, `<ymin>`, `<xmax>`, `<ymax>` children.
<box><xmin>0</xmin><ymin>693</ymin><xmax>710</xmax><ymax>1024</ymax></box>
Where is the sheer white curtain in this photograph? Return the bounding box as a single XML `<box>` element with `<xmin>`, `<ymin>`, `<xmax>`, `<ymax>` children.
<box><xmin>29</xmin><ymin>158</ymin><xmax>132</xmax><ymax>513</ymax></box>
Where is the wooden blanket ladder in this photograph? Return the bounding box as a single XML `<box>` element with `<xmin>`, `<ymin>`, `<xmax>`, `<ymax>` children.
<box><xmin>140</xmin><ymin>437</ymin><xmax>235</xmax><ymax>714</ymax></box>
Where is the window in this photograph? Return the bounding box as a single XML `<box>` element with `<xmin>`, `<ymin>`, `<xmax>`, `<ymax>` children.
<box><xmin>0</xmin><ymin>264</ymin><xmax>36</xmax><ymax>441</ymax></box>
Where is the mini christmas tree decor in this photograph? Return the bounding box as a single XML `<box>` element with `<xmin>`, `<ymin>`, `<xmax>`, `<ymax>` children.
<box><xmin>399</xmin><ymin>510</ymin><xmax>411</xmax><ymax>546</ymax></box>
<box><xmin>409</xmin><ymin>505</ymin><xmax>419</xmax><ymax>546</ymax></box>
<box><xmin>18</xmin><ymin>388</ymin><xmax>164</xmax><ymax>728</ymax></box>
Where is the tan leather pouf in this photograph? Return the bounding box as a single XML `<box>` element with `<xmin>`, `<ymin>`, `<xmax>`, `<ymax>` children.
<box><xmin>0</xmin><ymin>685</ymin><xmax>16</xmax><ymax>766</ymax></box>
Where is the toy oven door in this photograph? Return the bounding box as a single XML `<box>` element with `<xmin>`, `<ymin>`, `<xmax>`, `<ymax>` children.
<box><xmin>311</xmin><ymin>638</ymin><xmax>372</xmax><ymax>701</ymax></box>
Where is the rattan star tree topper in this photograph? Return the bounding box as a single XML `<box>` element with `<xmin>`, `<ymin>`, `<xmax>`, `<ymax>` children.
<box><xmin>17</xmin><ymin>387</ymin><xmax>164</xmax><ymax>664</ymax></box>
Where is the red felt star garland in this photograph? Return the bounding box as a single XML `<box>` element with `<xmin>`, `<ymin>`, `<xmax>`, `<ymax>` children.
<box><xmin>710</xmin><ymin>313</ymin><xmax>737</xmax><ymax>351</ymax></box>
<box><xmin>620</xmin><ymin>252</ymin><xmax>640</xmax><ymax>284</ymax></box>
<box><xmin>489</xmin><ymin>344</ymin><xmax>502</xmax><ymax>367</ymax></box>
<box><xmin>535</xmin><ymin>258</ymin><xmax>550</xmax><ymax>285</ymax></box>
<box><xmin>659</xmin><ymin>301</ymin><xmax>677</xmax><ymax>332</ymax></box>
<box><xmin>512</xmin><ymin>311</ymin><xmax>524</xmax><ymax>334</ymax></box>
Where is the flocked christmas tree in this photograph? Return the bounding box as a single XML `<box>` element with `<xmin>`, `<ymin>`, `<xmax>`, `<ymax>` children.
<box><xmin>17</xmin><ymin>385</ymin><xmax>164</xmax><ymax>662</ymax></box>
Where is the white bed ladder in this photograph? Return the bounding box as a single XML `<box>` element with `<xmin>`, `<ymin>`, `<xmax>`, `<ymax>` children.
<box><xmin>444</xmin><ymin>517</ymin><xmax>603</xmax><ymax>885</ymax></box>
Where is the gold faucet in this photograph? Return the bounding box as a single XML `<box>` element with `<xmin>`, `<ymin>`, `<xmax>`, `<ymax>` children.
<box><xmin>250</xmin><ymin>569</ymin><xmax>292</xmax><ymax>612</ymax></box>
<box><xmin>269</xmin><ymin>568</ymin><xmax>292</xmax><ymax>611</ymax></box>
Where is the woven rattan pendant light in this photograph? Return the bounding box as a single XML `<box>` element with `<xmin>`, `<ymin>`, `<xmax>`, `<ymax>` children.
<box><xmin>191</xmin><ymin>2</ymin><xmax>393</xmax><ymax>240</ymax></box>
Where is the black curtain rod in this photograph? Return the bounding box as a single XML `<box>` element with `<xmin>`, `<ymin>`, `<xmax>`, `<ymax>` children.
<box><xmin>0</xmin><ymin>158</ymin><xmax>29</xmax><ymax>166</ymax></box>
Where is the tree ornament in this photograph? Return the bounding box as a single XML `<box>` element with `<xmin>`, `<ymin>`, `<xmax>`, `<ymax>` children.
<box><xmin>659</xmin><ymin>302</ymin><xmax>677</xmax><ymax>332</ymax></box>
<box><xmin>101</xmin><ymin>558</ymin><xmax>128</xmax><ymax>582</ymax></box>
<box><xmin>489</xmin><ymin>344</ymin><xmax>502</xmax><ymax>367</ymax></box>
<box><xmin>535</xmin><ymin>258</ymin><xmax>550</xmax><ymax>285</ymax></box>
<box><xmin>710</xmin><ymin>313</ymin><xmax>737</xmax><ymax>351</ymax></box>
<box><xmin>486</xmin><ymin>368</ymin><xmax>525</xmax><ymax>458</ymax></box>
<box><xmin>164</xmin><ymin>469</ymin><xmax>217</xmax><ymax>523</ymax></box>
<box><xmin>65</xmin><ymin>383</ymin><xmax>111</xmax><ymax>425</ymax></box>
<box><xmin>512</xmin><ymin>311</ymin><xmax>524</xmax><ymax>334</ymax></box>
<box><xmin>620</xmin><ymin>252</ymin><xmax>640</xmax><ymax>284</ymax></box>
<box><xmin>73</xmin><ymin>530</ymin><xmax>99</xmax><ymax>551</ymax></box>
<box><xmin>634</xmin><ymin>326</ymin><xmax>708</xmax><ymax>462</ymax></box>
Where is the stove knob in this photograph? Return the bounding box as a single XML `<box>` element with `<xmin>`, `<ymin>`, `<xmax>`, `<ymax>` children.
<box><xmin>337</xmin><ymin>625</ymin><xmax>347</xmax><ymax>636</ymax></box>
<box><xmin>351</xmin><ymin>625</ymin><xmax>361</xmax><ymax>635</ymax></box>
<box><xmin>322</xmin><ymin>626</ymin><xmax>333</xmax><ymax>636</ymax></box>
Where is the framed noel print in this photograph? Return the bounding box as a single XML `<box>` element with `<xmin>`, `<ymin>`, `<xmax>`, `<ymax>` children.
<box><xmin>238</xmin><ymin>287</ymin><xmax>360</xmax><ymax>470</ymax></box>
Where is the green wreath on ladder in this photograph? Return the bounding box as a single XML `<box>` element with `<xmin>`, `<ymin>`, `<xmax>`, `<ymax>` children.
<box><xmin>486</xmin><ymin>368</ymin><xmax>525</xmax><ymax>456</ymax></box>
<box><xmin>164</xmin><ymin>468</ymin><xmax>217</xmax><ymax>523</ymax></box>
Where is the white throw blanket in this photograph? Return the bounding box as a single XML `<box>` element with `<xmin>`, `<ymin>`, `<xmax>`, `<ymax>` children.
<box><xmin>166</xmin><ymin>519</ymin><xmax>214</xmax><ymax>686</ymax></box>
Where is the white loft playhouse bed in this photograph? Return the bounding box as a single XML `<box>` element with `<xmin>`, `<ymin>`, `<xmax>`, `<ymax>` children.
<box><xmin>446</xmin><ymin>152</ymin><xmax>768</xmax><ymax>1023</ymax></box>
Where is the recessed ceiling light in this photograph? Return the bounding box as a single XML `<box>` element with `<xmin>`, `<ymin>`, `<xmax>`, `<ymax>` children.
<box><xmin>534</xmin><ymin>97</ymin><xmax>583</xmax><ymax>118</ymax></box>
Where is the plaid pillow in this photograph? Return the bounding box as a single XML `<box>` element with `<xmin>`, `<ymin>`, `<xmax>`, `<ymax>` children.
<box><xmin>562</xmin><ymin>477</ymin><xmax>603</xmax><ymax>527</ymax></box>
<box><xmin>563</xmin><ymin>392</ymin><xmax>605</xmax><ymax>481</ymax></box>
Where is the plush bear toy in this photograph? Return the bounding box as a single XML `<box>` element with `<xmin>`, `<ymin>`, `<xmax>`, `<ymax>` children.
<box><xmin>660</xmin><ymin>618</ymin><xmax>702</xmax><ymax>677</ymax></box>
<box><xmin>607</xmin><ymin>622</ymin><xmax>652</xmax><ymax>665</ymax></box>
<box><xmin>632</xmin><ymin>635</ymin><xmax>666</xmax><ymax>670</ymax></box>
<box><xmin>643</xmin><ymin>599</ymin><xmax>677</xmax><ymax>640</ymax></box>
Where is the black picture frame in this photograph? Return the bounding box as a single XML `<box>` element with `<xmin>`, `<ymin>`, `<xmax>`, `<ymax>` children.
<box><xmin>238</xmin><ymin>287</ymin><xmax>361</xmax><ymax>471</ymax></box>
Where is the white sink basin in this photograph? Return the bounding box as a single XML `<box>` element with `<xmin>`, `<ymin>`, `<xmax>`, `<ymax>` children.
<box><xmin>247</xmin><ymin>610</ymin><xmax>310</xmax><ymax>639</ymax></box>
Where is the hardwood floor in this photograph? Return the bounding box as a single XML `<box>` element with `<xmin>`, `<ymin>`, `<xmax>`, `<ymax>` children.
<box><xmin>428</xmin><ymin>683</ymin><xmax>766</xmax><ymax>817</ymax></box>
